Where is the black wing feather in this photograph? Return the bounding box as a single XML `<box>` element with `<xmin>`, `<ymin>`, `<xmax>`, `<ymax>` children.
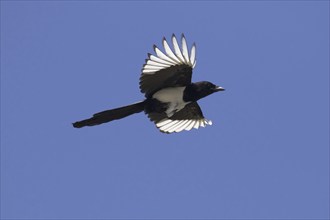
<box><xmin>147</xmin><ymin>102</ymin><xmax>204</xmax><ymax>124</ymax></box>
<box><xmin>139</xmin><ymin>64</ymin><xmax>192</xmax><ymax>98</ymax></box>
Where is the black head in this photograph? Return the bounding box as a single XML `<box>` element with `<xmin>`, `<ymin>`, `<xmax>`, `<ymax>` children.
<box><xmin>185</xmin><ymin>81</ymin><xmax>225</xmax><ymax>101</ymax></box>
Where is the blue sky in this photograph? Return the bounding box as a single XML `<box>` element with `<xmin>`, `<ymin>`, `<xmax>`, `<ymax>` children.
<box><xmin>1</xmin><ymin>1</ymin><xmax>329</xmax><ymax>219</ymax></box>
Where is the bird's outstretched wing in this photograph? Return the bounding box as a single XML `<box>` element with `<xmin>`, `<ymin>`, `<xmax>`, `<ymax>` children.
<box><xmin>140</xmin><ymin>34</ymin><xmax>197</xmax><ymax>98</ymax></box>
<box><xmin>147</xmin><ymin>102</ymin><xmax>212</xmax><ymax>133</ymax></box>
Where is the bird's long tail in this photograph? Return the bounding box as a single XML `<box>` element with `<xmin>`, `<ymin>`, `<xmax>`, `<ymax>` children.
<box><xmin>72</xmin><ymin>101</ymin><xmax>146</xmax><ymax>128</ymax></box>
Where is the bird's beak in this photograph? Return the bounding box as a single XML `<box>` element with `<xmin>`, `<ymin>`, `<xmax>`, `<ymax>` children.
<box><xmin>214</xmin><ymin>86</ymin><xmax>225</xmax><ymax>92</ymax></box>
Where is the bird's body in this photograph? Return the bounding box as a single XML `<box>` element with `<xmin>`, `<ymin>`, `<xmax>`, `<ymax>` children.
<box><xmin>73</xmin><ymin>34</ymin><xmax>224</xmax><ymax>133</ymax></box>
<box><xmin>152</xmin><ymin>86</ymin><xmax>188</xmax><ymax>117</ymax></box>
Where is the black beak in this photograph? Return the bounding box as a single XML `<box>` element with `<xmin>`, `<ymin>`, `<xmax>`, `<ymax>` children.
<box><xmin>214</xmin><ymin>86</ymin><xmax>225</xmax><ymax>92</ymax></box>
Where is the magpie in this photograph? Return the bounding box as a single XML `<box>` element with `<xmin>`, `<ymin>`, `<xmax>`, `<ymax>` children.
<box><xmin>73</xmin><ymin>34</ymin><xmax>224</xmax><ymax>133</ymax></box>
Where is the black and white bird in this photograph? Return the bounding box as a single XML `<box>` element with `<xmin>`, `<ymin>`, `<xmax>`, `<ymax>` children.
<box><xmin>73</xmin><ymin>34</ymin><xmax>224</xmax><ymax>133</ymax></box>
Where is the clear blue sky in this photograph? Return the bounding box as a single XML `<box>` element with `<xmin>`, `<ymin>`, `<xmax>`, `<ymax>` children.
<box><xmin>1</xmin><ymin>1</ymin><xmax>329</xmax><ymax>219</ymax></box>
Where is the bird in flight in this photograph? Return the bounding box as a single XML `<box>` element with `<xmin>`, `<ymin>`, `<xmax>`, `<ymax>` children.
<box><xmin>73</xmin><ymin>34</ymin><xmax>224</xmax><ymax>133</ymax></box>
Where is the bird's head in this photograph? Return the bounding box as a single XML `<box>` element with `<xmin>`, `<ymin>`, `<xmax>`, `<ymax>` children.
<box><xmin>189</xmin><ymin>81</ymin><xmax>224</xmax><ymax>101</ymax></box>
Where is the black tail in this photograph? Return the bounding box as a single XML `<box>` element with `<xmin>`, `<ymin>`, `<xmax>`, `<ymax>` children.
<box><xmin>72</xmin><ymin>101</ymin><xmax>146</xmax><ymax>128</ymax></box>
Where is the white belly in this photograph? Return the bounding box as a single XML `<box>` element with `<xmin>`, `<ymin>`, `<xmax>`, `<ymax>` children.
<box><xmin>152</xmin><ymin>87</ymin><xmax>189</xmax><ymax>117</ymax></box>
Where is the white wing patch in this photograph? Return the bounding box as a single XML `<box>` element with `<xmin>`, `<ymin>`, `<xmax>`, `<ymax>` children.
<box><xmin>156</xmin><ymin>118</ymin><xmax>213</xmax><ymax>133</ymax></box>
<box><xmin>142</xmin><ymin>34</ymin><xmax>196</xmax><ymax>75</ymax></box>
